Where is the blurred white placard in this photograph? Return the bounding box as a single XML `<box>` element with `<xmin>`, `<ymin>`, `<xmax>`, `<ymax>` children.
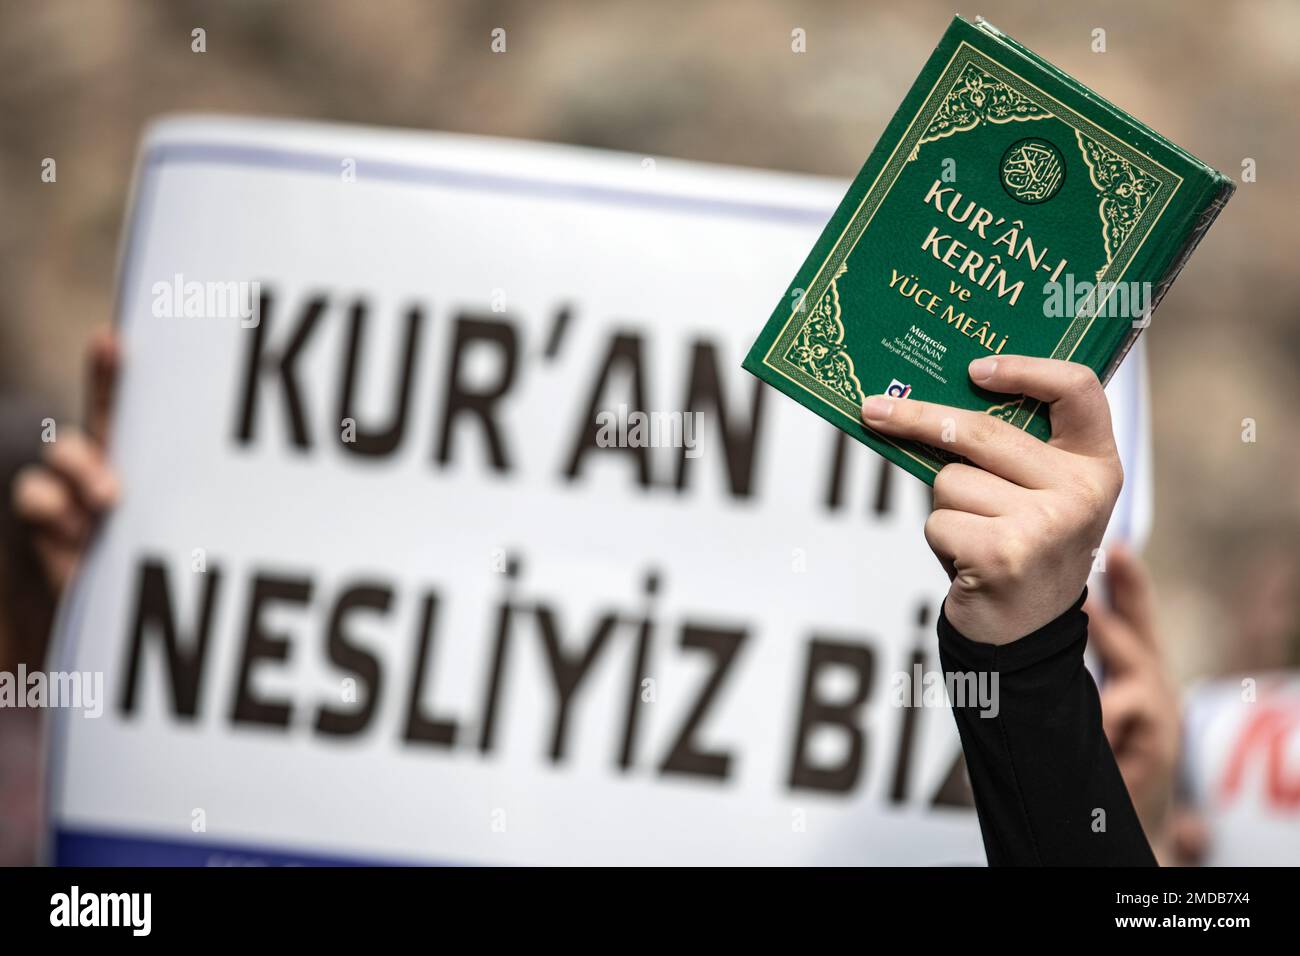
<box><xmin>45</xmin><ymin>116</ymin><xmax>1149</xmax><ymax>865</ymax></box>
<box><xmin>1182</xmin><ymin>675</ymin><xmax>1300</xmax><ymax>866</ymax></box>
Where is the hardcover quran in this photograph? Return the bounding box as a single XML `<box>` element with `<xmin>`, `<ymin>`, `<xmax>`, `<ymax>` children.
<box><xmin>742</xmin><ymin>15</ymin><xmax>1234</xmax><ymax>485</ymax></box>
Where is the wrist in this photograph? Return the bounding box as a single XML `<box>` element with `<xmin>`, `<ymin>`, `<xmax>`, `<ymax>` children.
<box><xmin>942</xmin><ymin>587</ymin><xmax>1088</xmax><ymax>646</ymax></box>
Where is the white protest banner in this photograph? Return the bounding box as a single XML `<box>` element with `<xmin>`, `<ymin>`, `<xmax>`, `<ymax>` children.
<box><xmin>1182</xmin><ymin>674</ymin><xmax>1300</xmax><ymax>866</ymax></box>
<box><xmin>44</xmin><ymin>116</ymin><xmax>1149</xmax><ymax>865</ymax></box>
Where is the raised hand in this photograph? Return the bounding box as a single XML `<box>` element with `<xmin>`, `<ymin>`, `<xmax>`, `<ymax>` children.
<box><xmin>862</xmin><ymin>354</ymin><xmax>1123</xmax><ymax>645</ymax></box>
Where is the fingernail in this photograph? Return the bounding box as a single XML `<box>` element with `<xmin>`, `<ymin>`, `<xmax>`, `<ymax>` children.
<box><xmin>969</xmin><ymin>357</ymin><xmax>997</xmax><ymax>382</ymax></box>
<box><xmin>862</xmin><ymin>396</ymin><xmax>894</xmax><ymax>421</ymax></box>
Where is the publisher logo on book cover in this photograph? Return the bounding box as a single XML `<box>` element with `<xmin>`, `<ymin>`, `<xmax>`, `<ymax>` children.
<box><xmin>885</xmin><ymin>379</ymin><xmax>912</xmax><ymax>399</ymax></box>
<box><xmin>999</xmin><ymin>137</ymin><xmax>1065</xmax><ymax>204</ymax></box>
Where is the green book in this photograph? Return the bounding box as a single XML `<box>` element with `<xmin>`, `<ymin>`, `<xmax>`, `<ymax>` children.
<box><xmin>743</xmin><ymin>15</ymin><xmax>1234</xmax><ymax>485</ymax></box>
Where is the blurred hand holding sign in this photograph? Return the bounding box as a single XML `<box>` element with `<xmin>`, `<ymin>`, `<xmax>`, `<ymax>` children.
<box><xmin>46</xmin><ymin>117</ymin><xmax>1150</xmax><ymax>865</ymax></box>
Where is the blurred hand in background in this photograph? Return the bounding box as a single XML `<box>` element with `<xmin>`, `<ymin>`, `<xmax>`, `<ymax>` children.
<box><xmin>10</xmin><ymin>329</ymin><xmax>120</xmax><ymax>596</ymax></box>
<box><xmin>1086</xmin><ymin>544</ymin><xmax>1181</xmax><ymax>850</ymax></box>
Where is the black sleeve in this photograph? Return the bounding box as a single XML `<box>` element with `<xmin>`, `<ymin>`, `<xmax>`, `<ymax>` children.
<box><xmin>937</xmin><ymin>589</ymin><xmax>1156</xmax><ymax>866</ymax></box>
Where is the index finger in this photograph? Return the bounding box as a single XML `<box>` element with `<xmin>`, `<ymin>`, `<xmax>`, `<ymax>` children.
<box><xmin>1104</xmin><ymin>542</ymin><xmax>1160</xmax><ymax>651</ymax></box>
<box><xmin>1083</xmin><ymin>593</ymin><xmax>1146</xmax><ymax>677</ymax></box>
<box><xmin>85</xmin><ymin>328</ymin><xmax>120</xmax><ymax>447</ymax></box>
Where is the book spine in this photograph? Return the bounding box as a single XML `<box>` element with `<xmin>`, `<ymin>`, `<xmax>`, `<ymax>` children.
<box><xmin>1098</xmin><ymin>177</ymin><xmax>1236</xmax><ymax>386</ymax></box>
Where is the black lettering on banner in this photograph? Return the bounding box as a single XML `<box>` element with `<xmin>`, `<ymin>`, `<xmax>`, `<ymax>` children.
<box><xmin>787</xmin><ymin>638</ymin><xmax>874</xmax><ymax>793</ymax></box>
<box><xmin>873</xmin><ymin>457</ymin><xmax>895</xmax><ymax>515</ymax></box>
<box><xmin>230</xmin><ymin>574</ymin><xmax>312</xmax><ymax>729</ymax></box>
<box><xmin>564</xmin><ymin>331</ymin><xmax>651</xmax><ymax>486</ymax></box>
<box><xmin>659</xmin><ymin>624</ymin><xmax>747</xmax><ymax>781</ymax></box>
<box><xmin>234</xmin><ymin>289</ymin><xmax>325</xmax><ymax>448</ymax></box>
<box><xmin>478</xmin><ymin>556</ymin><xmax>520</xmax><ymax>754</ymax></box>
<box><xmin>120</xmin><ymin>558</ymin><xmax>221</xmax><ymax>718</ymax></box>
<box><xmin>674</xmin><ymin>339</ymin><xmax>765</xmax><ymax>498</ymax></box>
<box><xmin>824</xmin><ymin>431</ymin><xmax>850</xmax><ymax>511</ymax></box>
<box><xmin>931</xmin><ymin>750</ymin><xmax>976</xmax><ymax>808</ymax></box>
<box><xmin>111</xmin><ymin>553</ymin><xmax>966</xmax><ymax>817</ymax></box>
<box><xmin>889</xmin><ymin>603</ymin><xmax>932</xmax><ymax>803</ymax></box>
<box><xmin>541</xmin><ymin>303</ymin><xmax>573</xmax><ymax>359</ymax></box>
<box><xmin>315</xmin><ymin>583</ymin><xmax>390</xmax><ymax>736</ymax></box>
<box><xmin>824</xmin><ymin>431</ymin><xmax>898</xmax><ymax>516</ymax></box>
<box><xmin>336</xmin><ymin>301</ymin><xmax>425</xmax><ymax>457</ymax></box>
<box><xmin>618</xmin><ymin>571</ymin><xmax>658</xmax><ymax>770</ymax></box>
<box><xmin>435</xmin><ymin>314</ymin><xmax>518</xmax><ymax>470</ymax></box>
<box><xmin>536</xmin><ymin>608</ymin><xmax>618</xmax><ymax>762</ymax></box>
<box><xmin>404</xmin><ymin>593</ymin><xmax>459</xmax><ymax>747</ymax></box>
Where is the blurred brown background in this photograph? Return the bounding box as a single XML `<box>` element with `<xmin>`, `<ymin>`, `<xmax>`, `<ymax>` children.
<box><xmin>0</xmin><ymin>0</ymin><xmax>1297</xmax><ymax>682</ymax></box>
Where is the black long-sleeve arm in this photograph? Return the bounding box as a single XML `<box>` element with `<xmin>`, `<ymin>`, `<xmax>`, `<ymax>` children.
<box><xmin>937</xmin><ymin>589</ymin><xmax>1156</xmax><ymax>866</ymax></box>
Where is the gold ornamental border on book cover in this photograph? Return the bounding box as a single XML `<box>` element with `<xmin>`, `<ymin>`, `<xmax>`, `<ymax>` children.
<box><xmin>761</xmin><ymin>40</ymin><xmax>1183</xmax><ymax>474</ymax></box>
